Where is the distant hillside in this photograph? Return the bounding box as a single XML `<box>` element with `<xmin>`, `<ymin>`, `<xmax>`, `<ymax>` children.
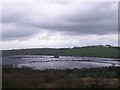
<box><xmin>62</xmin><ymin>47</ymin><xmax>119</xmax><ymax>58</ymax></box>
<box><xmin>2</xmin><ymin>46</ymin><xmax>119</xmax><ymax>58</ymax></box>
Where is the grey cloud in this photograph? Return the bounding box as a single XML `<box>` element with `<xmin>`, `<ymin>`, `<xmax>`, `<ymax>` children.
<box><xmin>2</xmin><ymin>12</ymin><xmax>21</xmax><ymax>23</ymax></box>
<box><xmin>29</xmin><ymin>20</ymin><xmax>117</xmax><ymax>35</ymax></box>
<box><xmin>33</xmin><ymin>3</ymin><xmax>117</xmax><ymax>35</ymax></box>
<box><xmin>2</xmin><ymin>24</ymin><xmax>42</xmax><ymax>41</ymax></box>
<box><xmin>2</xmin><ymin>2</ymin><xmax>118</xmax><ymax>41</ymax></box>
<box><xmin>64</xmin><ymin>3</ymin><xmax>117</xmax><ymax>21</ymax></box>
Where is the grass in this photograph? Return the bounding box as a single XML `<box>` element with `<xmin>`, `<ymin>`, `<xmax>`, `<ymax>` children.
<box><xmin>2</xmin><ymin>46</ymin><xmax>119</xmax><ymax>58</ymax></box>
<box><xmin>61</xmin><ymin>47</ymin><xmax>119</xmax><ymax>58</ymax></box>
<box><xmin>2</xmin><ymin>67</ymin><xmax>120</xmax><ymax>88</ymax></box>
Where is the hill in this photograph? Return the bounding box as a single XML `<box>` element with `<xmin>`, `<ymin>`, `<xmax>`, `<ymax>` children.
<box><xmin>2</xmin><ymin>46</ymin><xmax>119</xmax><ymax>58</ymax></box>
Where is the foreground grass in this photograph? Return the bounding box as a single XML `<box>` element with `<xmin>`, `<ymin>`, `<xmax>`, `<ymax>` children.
<box><xmin>2</xmin><ymin>67</ymin><xmax>120</xmax><ymax>88</ymax></box>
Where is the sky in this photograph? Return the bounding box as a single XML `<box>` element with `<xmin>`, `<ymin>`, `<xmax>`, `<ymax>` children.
<box><xmin>1</xmin><ymin>0</ymin><xmax>119</xmax><ymax>50</ymax></box>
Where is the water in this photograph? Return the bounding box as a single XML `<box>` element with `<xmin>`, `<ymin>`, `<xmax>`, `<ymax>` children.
<box><xmin>2</xmin><ymin>55</ymin><xmax>120</xmax><ymax>70</ymax></box>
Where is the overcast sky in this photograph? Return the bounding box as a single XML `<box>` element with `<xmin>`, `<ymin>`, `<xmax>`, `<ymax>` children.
<box><xmin>1</xmin><ymin>0</ymin><xmax>118</xmax><ymax>50</ymax></box>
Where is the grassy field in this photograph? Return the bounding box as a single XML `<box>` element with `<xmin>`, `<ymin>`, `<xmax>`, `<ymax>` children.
<box><xmin>2</xmin><ymin>46</ymin><xmax>119</xmax><ymax>58</ymax></box>
<box><xmin>61</xmin><ymin>47</ymin><xmax>119</xmax><ymax>58</ymax></box>
<box><xmin>2</xmin><ymin>67</ymin><xmax>120</xmax><ymax>88</ymax></box>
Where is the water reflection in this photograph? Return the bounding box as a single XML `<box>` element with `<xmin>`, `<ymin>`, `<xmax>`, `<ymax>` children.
<box><xmin>2</xmin><ymin>55</ymin><xmax>120</xmax><ymax>70</ymax></box>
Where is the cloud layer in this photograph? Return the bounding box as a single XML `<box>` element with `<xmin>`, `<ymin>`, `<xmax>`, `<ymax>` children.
<box><xmin>1</xmin><ymin>2</ymin><xmax>118</xmax><ymax>49</ymax></box>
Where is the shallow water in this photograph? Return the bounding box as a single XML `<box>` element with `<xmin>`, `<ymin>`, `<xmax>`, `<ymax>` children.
<box><xmin>2</xmin><ymin>55</ymin><xmax>120</xmax><ymax>70</ymax></box>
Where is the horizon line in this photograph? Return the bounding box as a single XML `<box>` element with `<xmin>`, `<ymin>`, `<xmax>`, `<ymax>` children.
<box><xmin>1</xmin><ymin>44</ymin><xmax>119</xmax><ymax>50</ymax></box>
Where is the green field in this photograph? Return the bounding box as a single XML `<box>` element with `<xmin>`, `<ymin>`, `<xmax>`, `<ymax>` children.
<box><xmin>2</xmin><ymin>46</ymin><xmax>119</xmax><ymax>58</ymax></box>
